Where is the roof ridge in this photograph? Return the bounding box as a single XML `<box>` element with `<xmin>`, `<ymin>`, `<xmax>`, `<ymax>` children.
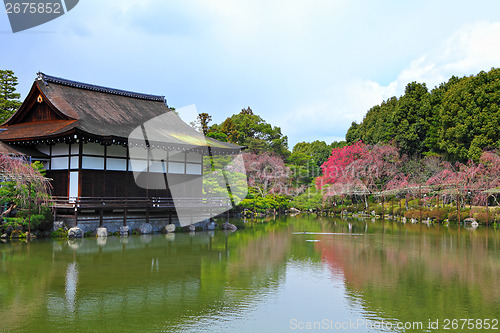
<box><xmin>37</xmin><ymin>72</ymin><xmax>167</xmax><ymax>103</ymax></box>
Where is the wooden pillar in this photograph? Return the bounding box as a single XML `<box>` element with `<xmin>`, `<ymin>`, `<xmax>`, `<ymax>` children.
<box><xmin>74</xmin><ymin>206</ymin><xmax>78</xmax><ymax>226</ymax></box>
<box><xmin>146</xmin><ymin>200</ymin><xmax>150</xmax><ymax>224</ymax></box>
<box><xmin>99</xmin><ymin>208</ymin><xmax>104</xmax><ymax>227</ymax></box>
<box><xmin>103</xmin><ymin>145</ymin><xmax>107</xmax><ymax>197</ymax></box>
<box><xmin>123</xmin><ymin>207</ymin><xmax>127</xmax><ymax>226</ymax></box>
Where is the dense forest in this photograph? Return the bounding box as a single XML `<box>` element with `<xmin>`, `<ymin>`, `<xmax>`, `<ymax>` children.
<box><xmin>346</xmin><ymin>68</ymin><xmax>500</xmax><ymax>162</ymax></box>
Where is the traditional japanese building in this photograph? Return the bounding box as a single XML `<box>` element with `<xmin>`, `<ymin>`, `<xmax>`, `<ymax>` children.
<box><xmin>0</xmin><ymin>73</ymin><xmax>242</xmax><ymax>231</ymax></box>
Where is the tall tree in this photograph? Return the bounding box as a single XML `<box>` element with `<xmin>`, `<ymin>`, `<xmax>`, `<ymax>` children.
<box><xmin>209</xmin><ymin>107</ymin><xmax>289</xmax><ymax>157</ymax></box>
<box><xmin>190</xmin><ymin>112</ymin><xmax>212</xmax><ymax>135</ymax></box>
<box><xmin>317</xmin><ymin>142</ymin><xmax>400</xmax><ymax>211</ymax></box>
<box><xmin>345</xmin><ymin>68</ymin><xmax>500</xmax><ymax>161</ymax></box>
<box><xmin>0</xmin><ymin>70</ymin><xmax>22</xmax><ymax>124</ymax></box>
<box><xmin>243</xmin><ymin>152</ymin><xmax>296</xmax><ymax>197</ymax></box>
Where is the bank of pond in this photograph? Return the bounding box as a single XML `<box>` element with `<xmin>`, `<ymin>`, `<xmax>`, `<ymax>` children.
<box><xmin>1</xmin><ymin>202</ymin><xmax>499</xmax><ymax>242</ymax></box>
<box><xmin>1</xmin><ymin>190</ymin><xmax>500</xmax><ymax>240</ymax></box>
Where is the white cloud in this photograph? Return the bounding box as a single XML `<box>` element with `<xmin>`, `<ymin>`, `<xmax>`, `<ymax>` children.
<box><xmin>282</xmin><ymin>21</ymin><xmax>500</xmax><ymax>147</ymax></box>
<box><xmin>396</xmin><ymin>21</ymin><xmax>500</xmax><ymax>89</ymax></box>
<box><xmin>6</xmin><ymin>1</ymin><xmax>500</xmax><ymax>150</ymax></box>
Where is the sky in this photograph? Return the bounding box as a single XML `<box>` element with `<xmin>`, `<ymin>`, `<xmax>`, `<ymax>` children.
<box><xmin>2</xmin><ymin>0</ymin><xmax>500</xmax><ymax>148</ymax></box>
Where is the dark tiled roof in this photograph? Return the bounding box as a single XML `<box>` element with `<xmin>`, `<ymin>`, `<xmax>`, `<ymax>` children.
<box><xmin>38</xmin><ymin>73</ymin><xmax>166</xmax><ymax>102</ymax></box>
<box><xmin>0</xmin><ymin>73</ymin><xmax>242</xmax><ymax>151</ymax></box>
<box><xmin>0</xmin><ymin>120</ymin><xmax>77</xmax><ymax>140</ymax></box>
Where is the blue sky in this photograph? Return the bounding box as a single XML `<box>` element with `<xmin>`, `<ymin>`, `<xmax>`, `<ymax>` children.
<box><xmin>2</xmin><ymin>0</ymin><xmax>500</xmax><ymax>148</ymax></box>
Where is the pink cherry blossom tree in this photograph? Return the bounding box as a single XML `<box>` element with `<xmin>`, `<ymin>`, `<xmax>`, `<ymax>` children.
<box><xmin>243</xmin><ymin>152</ymin><xmax>301</xmax><ymax>197</ymax></box>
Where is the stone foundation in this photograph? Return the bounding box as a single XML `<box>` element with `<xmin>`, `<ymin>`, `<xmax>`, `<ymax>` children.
<box><xmin>56</xmin><ymin>214</ymin><xmax>215</xmax><ymax>234</ymax></box>
<box><xmin>59</xmin><ymin>215</ymin><xmax>181</xmax><ymax>234</ymax></box>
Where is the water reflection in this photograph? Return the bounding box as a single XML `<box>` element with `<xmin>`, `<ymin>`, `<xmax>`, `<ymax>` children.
<box><xmin>0</xmin><ymin>217</ymin><xmax>499</xmax><ymax>332</ymax></box>
<box><xmin>65</xmin><ymin>262</ymin><xmax>79</xmax><ymax>316</ymax></box>
<box><xmin>315</xmin><ymin>221</ymin><xmax>500</xmax><ymax>332</ymax></box>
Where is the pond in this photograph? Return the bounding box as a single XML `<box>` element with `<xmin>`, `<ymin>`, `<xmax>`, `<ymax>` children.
<box><xmin>1</xmin><ymin>216</ymin><xmax>499</xmax><ymax>332</ymax></box>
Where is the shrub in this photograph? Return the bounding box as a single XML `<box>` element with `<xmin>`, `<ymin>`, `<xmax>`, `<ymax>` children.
<box><xmin>407</xmin><ymin>199</ymin><xmax>420</xmax><ymax>209</ymax></box>
<box><xmin>329</xmin><ymin>206</ymin><xmax>343</xmax><ymax>214</ymax></box>
<box><xmin>29</xmin><ymin>214</ymin><xmax>53</xmax><ymax>232</ymax></box>
<box><xmin>52</xmin><ymin>228</ymin><xmax>68</xmax><ymax>238</ymax></box>
<box><xmin>373</xmin><ymin>205</ymin><xmax>385</xmax><ymax>215</ymax></box>
<box><xmin>474</xmin><ymin>212</ymin><xmax>492</xmax><ymax>224</ymax></box>
<box><xmin>428</xmin><ymin>208</ymin><xmax>448</xmax><ymax>222</ymax></box>
<box><xmin>10</xmin><ymin>229</ymin><xmax>26</xmax><ymax>238</ymax></box>
<box><xmin>404</xmin><ymin>209</ymin><xmax>430</xmax><ymax>220</ymax></box>
<box><xmin>1</xmin><ymin>218</ymin><xmax>25</xmax><ymax>235</ymax></box>
<box><xmin>448</xmin><ymin>211</ymin><xmax>469</xmax><ymax>223</ymax></box>
<box><xmin>341</xmin><ymin>198</ymin><xmax>352</xmax><ymax>206</ymax></box>
<box><xmin>392</xmin><ymin>207</ymin><xmax>403</xmax><ymax>216</ymax></box>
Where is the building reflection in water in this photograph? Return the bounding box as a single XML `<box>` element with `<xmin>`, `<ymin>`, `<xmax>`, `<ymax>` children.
<box><xmin>65</xmin><ymin>262</ymin><xmax>79</xmax><ymax>316</ymax></box>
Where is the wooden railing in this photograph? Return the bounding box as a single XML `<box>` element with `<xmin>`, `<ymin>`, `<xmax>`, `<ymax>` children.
<box><xmin>51</xmin><ymin>196</ymin><xmax>231</xmax><ymax>209</ymax></box>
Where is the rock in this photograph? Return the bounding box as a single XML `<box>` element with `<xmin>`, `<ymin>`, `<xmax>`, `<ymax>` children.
<box><xmin>371</xmin><ymin>210</ymin><xmax>376</xmax><ymax>216</ymax></box>
<box><xmin>120</xmin><ymin>225</ymin><xmax>130</xmax><ymax>236</ymax></box>
<box><xmin>96</xmin><ymin>227</ymin><xmax>108</xmax><ymax>238</ymax></box>
<box><xmin>188</xmin><ymin>224</ymin><xmax>196</xmax><ymax>232</ymax></box>
<box><xmin>290</xmin><ymin>207</ymin><xmax>300</xmax><ymax>214</ymax></box>
<box><xmin>139</xmin><ymin>223</ymin><xmax>153</xmax><ymax>234</ymax></box>
<box><xmin>68</xmin><ymin>227</ymin><xmax>84</xmax><ymax>238</ymax></box>
<box><xmin>222</xmin><ymin>222</ymin><xmax>237</xmax><ymax>231</ymax></box>
<box><xmin>165</xmin><ymin>224</ymin><xmax>176</xmax><ymax>233</ymax></box>
<box><xmin>53</xmin><ymin>221</ymin><xmax>65</xmax><ymax>231</ymax></box>
<box><xmin>1</xmin><ymin>233</ymin><xmax>7</xmax><ymax>238</ymax></box>
<box><xmin>402</xmin><ymin>217</ymin><xmax>407</xmax><ymax>223</ymax></box>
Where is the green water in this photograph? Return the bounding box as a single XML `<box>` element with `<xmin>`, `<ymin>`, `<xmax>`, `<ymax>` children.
<box><xmin>1</xmin><ymin>216</ymin><xmax>499</xmax><ymax>332</ymax></box>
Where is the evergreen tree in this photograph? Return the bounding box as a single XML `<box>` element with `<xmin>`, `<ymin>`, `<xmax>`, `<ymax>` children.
<box><xmin>0</xmin><ymin>70</ymin><xmax>22</xmax><ymax>124</ymax></box>
<box><xmin>208</xmin><ymin>107</ymin><xmax>289</xmax><ymax>157</ymax></box>
<box><xmin>346</xmin><ymin>68</ymin><xmax>500</xmax><ymax>162</ymax></box>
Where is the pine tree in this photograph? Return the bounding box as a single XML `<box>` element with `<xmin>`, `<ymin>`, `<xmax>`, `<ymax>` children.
<box><xmin>0</xmin><ymin>70</ymin><xmax>22</xmax><ymax>124</ymax></box>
